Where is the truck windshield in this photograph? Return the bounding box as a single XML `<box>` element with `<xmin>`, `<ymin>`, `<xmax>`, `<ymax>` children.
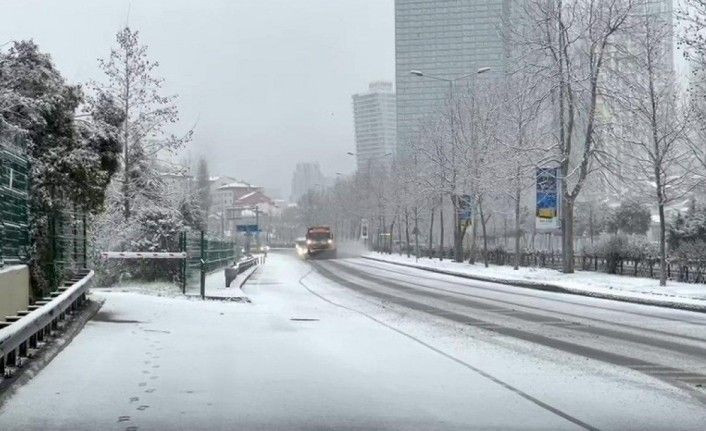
<box><xmin>308</xmin><ymin>232</ymin><xmax>331</xmax><ymax>240</ymax></box>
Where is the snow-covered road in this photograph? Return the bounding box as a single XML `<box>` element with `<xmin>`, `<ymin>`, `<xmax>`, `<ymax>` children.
<box><xmin>1</xmin><ymin>250</ymin><xmax>705</xmax><ymax>430</ymax></box>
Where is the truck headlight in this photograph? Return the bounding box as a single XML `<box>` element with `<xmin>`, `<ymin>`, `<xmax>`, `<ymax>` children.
<box><xmin>327</xmin><ymin>239</ymin><xmax>333</xmax><ymax>244</ymax></box>
<box><xmin>306</xmin><ymin>239</ymin><xmax>313</xmax><ymax>245</ymax></box>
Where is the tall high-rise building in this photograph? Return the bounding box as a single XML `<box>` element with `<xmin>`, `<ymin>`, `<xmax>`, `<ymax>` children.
<box><xmin>395</xmin><ymin>0</ymin><xmax>508</xmax><ymax>153</ymax></box>
<box><xmin>352</xmin><ymin>81</ymin><xmax>397</xmax><ymax>171</ymax></box>
<box><xmin>290</xmin><ymin>162</ymin><xmax>325</xmax><ymax>203</ymax></box>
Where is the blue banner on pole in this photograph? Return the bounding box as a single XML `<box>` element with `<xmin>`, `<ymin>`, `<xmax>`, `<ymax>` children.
<box><xmin>536</xmin><ymin>168</ymin><xmax>559</xmax><ymax>230</ymax></box>
<box><xmin>456</xmin><ymin>194</ymin><xmax>473</xmax><ymax>225</ymax></box>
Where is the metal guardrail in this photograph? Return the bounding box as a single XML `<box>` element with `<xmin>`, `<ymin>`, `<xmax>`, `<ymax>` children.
<box><xmin>224</xmin><ymin>255</ymin><xmax>264</xmax><ymax>288</ymax></box>
<box><xmin>0</xmin><ymin>270</ymin><xmax>93</xmax><ymax>376</ymax></box>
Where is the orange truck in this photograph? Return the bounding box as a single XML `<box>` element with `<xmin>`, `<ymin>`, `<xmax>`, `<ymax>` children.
<box><xmin>305</xmin><ymin>226</ymin><xmax>336</xmax><ymax>258</ymax></box>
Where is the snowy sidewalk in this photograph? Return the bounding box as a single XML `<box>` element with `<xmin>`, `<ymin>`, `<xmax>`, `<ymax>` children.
<box><xmin>363</xmin><ymin>252</ymin><xmax>706</xmax><ymax>313</ymax></box>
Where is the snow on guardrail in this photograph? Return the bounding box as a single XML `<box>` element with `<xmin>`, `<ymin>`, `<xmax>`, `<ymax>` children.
<box><xmin>0</xmin><ymin>271</ymin><xmax>93</xmax><ymax>373</ymax></box>
<box><xmin>225</xmin><ymin>255</ymin><xmax>265</xmax><ymax>288</ymax></box>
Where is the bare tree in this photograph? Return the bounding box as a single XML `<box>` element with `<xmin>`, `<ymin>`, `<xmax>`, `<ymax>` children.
<box><xmin>494</xmin><ymin>72</ymin><xmax>549</xmax><ymax>269</ymax></box>
<box><xmin>512</xmin><ymin>0</ymin><xmax>634</xmax><ymax>272</ymax></box>
<box><xmin>610</xmin><ymin>5</ymin><xmax>694</xmax><ymax>286</ymax></box>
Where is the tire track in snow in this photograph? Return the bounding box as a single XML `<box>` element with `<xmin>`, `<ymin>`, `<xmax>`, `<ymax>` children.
<box><xmin>331</xmin><ymin>260</ymin><xmax>706</xmax><ymax>358</ymax></box>
<box><xmin>344</xmin><ymin>259</ymin><xmax>706</xmax><ymax>344</ymax></box>
<box><xmin>311</xmin><ymin>261</ymin><xmax>706</xmax><ymax>399</ymax></box>
<box><xmin>352</xmin><ymin>258</ymin><xmax>706</xmax><ymax>327</ymax></box>
<box><xmin>298</xmin><ymin>269</ymin><xmax>601</xmax><ymax>431</ymax></box>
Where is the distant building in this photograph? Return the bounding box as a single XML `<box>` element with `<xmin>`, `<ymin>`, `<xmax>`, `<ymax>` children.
<box><xmin>207</xmin><ymin>177</ymin><xmax>278</xmax><ymax>237</ymax></box>
<box><xmin>214</xmin><ymin>179</ymin><xmax>262</xmax><ymax>210</ymax></box>
<box><xmin>290</xmin><ymin>162</ymin><xmax>325</xmax><ymax>203</ymax></box>
<box><xmin>395</xmin><ymin>0</ymin><xmax>507</xmax><ymax>154</ymax></box>
<box><xmin>160</xmin><ymin>172</ymin><xmax>193</xmax><ymax>194</ymax></box>
<box><xmin>352</xmin><ymin>81</ymin><xmax>396</xmax><ymax>171</ymax></box>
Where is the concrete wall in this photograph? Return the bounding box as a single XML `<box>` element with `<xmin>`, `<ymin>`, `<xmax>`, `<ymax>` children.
<box><xmin>0</xmin><ymin>264</ymin><xmax>30</xmax><ymax>319</ymax></box>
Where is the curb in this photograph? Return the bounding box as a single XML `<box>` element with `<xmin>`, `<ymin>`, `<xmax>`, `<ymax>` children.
<box><xmin>361</xmin><ymin>256</ymin><xmax>706</xmax><ymax>314</ymax></box>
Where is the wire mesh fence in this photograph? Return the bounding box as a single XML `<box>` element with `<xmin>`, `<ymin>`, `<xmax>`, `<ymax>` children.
<box><xmin>181</xmin><ymin>231</ymin><xmax>241</xmax><ymax>296</ymax></box>
<box><xmin>46</xmin><ymin>208</ymin><xmax>88</xmax><ymax>289</ymax></box>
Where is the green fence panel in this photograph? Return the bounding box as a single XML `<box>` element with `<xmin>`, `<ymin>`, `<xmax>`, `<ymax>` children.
<box><xmin>0</xmin><ymin>142</ymin><xmax>30</xmax><ymax>267</ymax></box>
<box><xmin>182</xmin><ymin>230</ymin><xmax>240</xmax><ymax>295</ymax></box>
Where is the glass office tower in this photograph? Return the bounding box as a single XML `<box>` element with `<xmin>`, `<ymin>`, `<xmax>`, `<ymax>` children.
<box><xmin>395</xmin><ymin>0</ymin><xmax>508</xmax><ymax>154</ymax></box>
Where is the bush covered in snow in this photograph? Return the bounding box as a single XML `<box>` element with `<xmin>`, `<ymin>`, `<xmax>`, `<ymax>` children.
<box><xmin>584</xmin><ymin>235</ymin><xmax>658</xmax><ymax>274</ymax></box>
<box><xmin>668</xmin><ymin>207</ymin><xmax>706</xmax><ymax>250</ymax></box>
<box><xmin>92</xmin><ymin>201</ymin><xmax>194</xmax><ymax>285</ymax></box>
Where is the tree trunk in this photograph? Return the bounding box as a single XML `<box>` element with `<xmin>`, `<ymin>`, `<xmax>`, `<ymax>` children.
<box><xmin>562</xmin><ymin>197</ymin><xmax>575</xmax><ymax>273</ymax></box>
<box><xmin>503</xmin><ymin>218</ymin><xmax>507</xmax><ymax>250</ymax></box>
<box><xmin>479</xmin><ymin>202</ymin><xmax>489</xmax><ymax>268</ymax></box>
<box><xmin>405</xmin><ymin>208</ymin><xmax>411</xmax><ymax>258</ymax></box>
<box><xmin>439</xmin><ymin>195</ymin><xmax>445</xmax><ymax>261</ymax></box>
<box><xmin>397</xmin><ymin>215</ymin><xmax>403</xmax><ymax>256</ymax></box>
<box><xmin>453</xmin><ymin>197</ymin><xmax>463</xmax><ymax>263</ymax></box>
<box><xmin>469</xmin><ymin>209</ymin><xmax>478</xmax><ymax>264</ymax></box>
<box><xmin>389</xmin><ymin>219</ymin><xmax>395</xmax><ymax>254</ymax></box>
<box><xmin>414</xmin><ymin>206</ymin><xmax>420</xmax><ymax>260</ymax></box>
<box><xmin>658</xmin><ymin>202</ymin><xmax>667</xmax><ymax>286</ymax></box>
<box><xmin>428</xmin><ymin>208</ymin><xmax>434</xmax><ymax>258</ymax></box>
<box><xmin>514</xmin><ymin>182</ymin><xmax>521</xmax><ymax>270</ymax></box>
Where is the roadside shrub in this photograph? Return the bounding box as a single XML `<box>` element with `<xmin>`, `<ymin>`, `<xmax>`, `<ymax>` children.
<box><xmin>670</xmin><ymin>240</ymin><xmax>706</xmax><ymax>282</ymax></box>
<box><xmin>668</xmin><ymin>207</ymin><xmax>706</xmax><ymax>249</ymax></box>
<box><xmin>589</xmin><ymin>235</ymin><xmax>657</xmax><ymax>274</ymax></box>
<box><xmin>671</xmin><ymin>240</ymin><xmax>706</xmax><ymax>262</ymax></box>
<box><xmin>596</xmin><ymin>236</ymin><xmax>629</xmax><ymax>273</ymax></box>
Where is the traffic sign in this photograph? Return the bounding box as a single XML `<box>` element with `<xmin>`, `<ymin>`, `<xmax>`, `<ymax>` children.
<box><xmin>236</xmin><ymin>224</ymin><xmax>260</xmax><ymax>233</ymax></box>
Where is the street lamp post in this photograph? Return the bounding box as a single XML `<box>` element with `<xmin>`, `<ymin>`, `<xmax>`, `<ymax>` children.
<box><xmin>410</xmin><ymin>67</ymin><xmax>491</xmax><ymax>263</ymax></box>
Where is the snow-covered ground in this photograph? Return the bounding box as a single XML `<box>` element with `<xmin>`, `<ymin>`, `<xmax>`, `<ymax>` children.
<box><xmin>197</xmin><ymin>265</ymin><xmax>257</xmax><ymax>300</ymax></box>
<box><xmin>1</xmin><ymin>251</ymin><xmax>704</xmax><ymax>430</ymax></box>
<box><xmin>96</xmin><ymin>264</ymin><xmax>256</xmax><ymax>301</ymax></box>
<box><xmin>365</xmin><ymin>252</ymin><xmax>706</xmax><ymax>310</ymax></box>
<box><xmin>95</xmin><ymin>280</ymin><xmax>184</xmax><ymax>297</ymax></box>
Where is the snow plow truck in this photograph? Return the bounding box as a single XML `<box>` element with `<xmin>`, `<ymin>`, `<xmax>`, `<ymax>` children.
<box><xmin>304</xmin><ymin>226</ymin><xmax>336</xmax><ymax>259</ymax></box>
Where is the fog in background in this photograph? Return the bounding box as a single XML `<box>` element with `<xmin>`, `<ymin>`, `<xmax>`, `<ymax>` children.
<box><xmin>0</xmin><ymin>0</ymin><xmax>395</xmax><ymax>198</ymax></box>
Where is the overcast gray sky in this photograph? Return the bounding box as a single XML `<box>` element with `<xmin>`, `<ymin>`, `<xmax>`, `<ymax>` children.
<box><xmin>0</xmin><ymin>0</ymin><xmax>394</xmax><ymax>198</ymax></box>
